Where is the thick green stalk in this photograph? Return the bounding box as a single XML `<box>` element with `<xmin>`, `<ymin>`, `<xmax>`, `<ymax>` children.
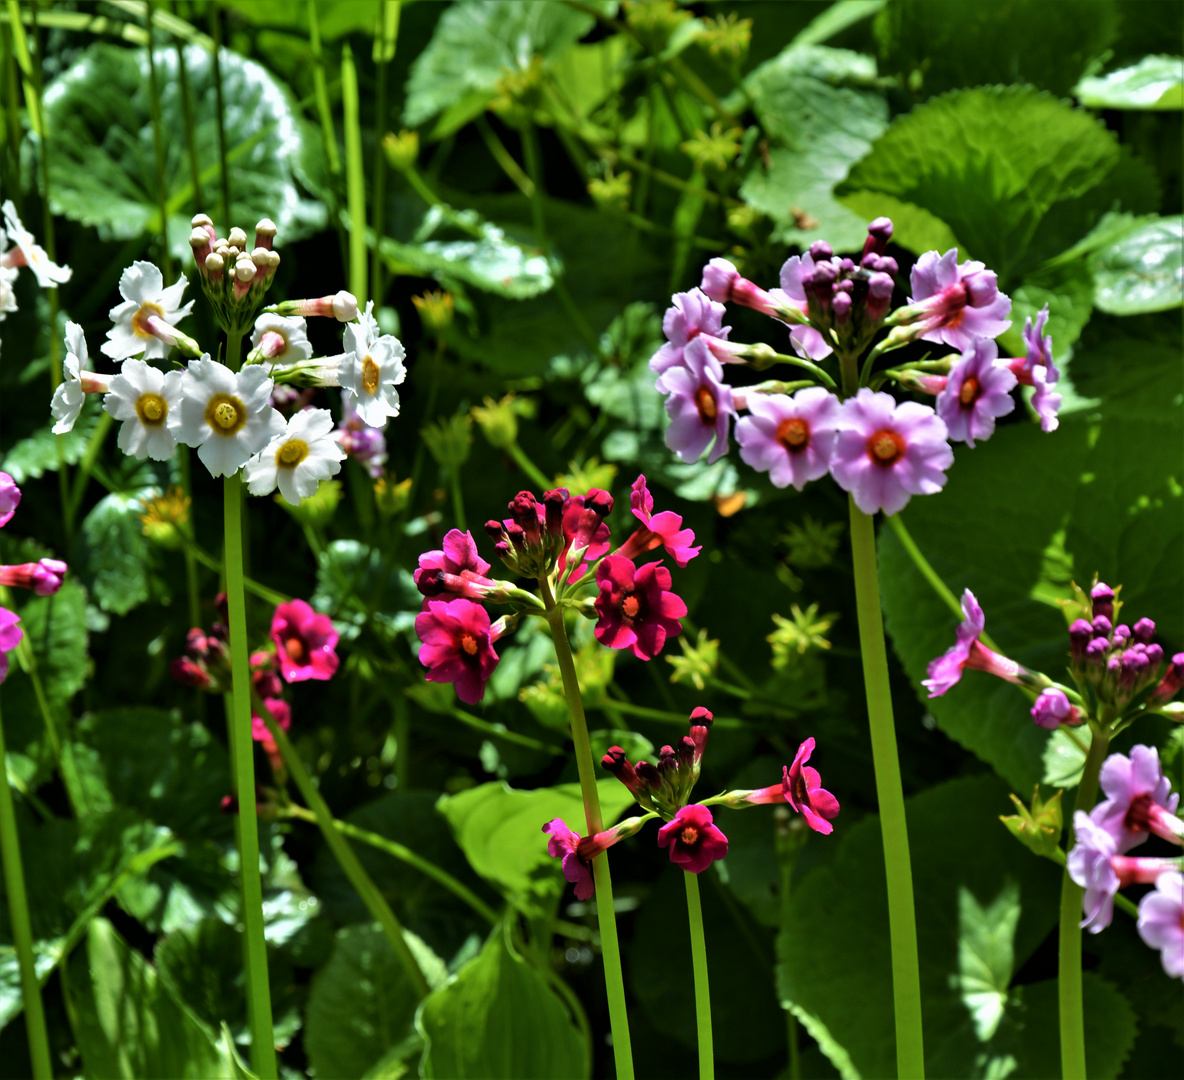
<box><xmin>370</xmin><ymin>1</ymin><xmax>400</xmax><ymax>306</ymax></box>
<box><xmin>223</xmin><ymin>470</ymin><xmax>277</xmax><ymax>1079</ymax></box>
<box><xmin>284</xmin><ymin>803</ymin><xmax>498</xmax><ymax>925</ymax></box>
<box><xmin>0</xmin><ymin>696</ymin><xmax>53</xmax><ymax>1080</ymax></box>
<box><xmin>341</xmin><ymin>43</ymin><xmax>367</xmax><ymax>305</ymax></box>
<box><xmin>261</xmin><ymin>712</ymin><xmax>430</xmax><ymax>998</ymax></box>
<box><xmin>847</xmin><ymin>499</ymin><xmax>925</xmax><ymax>1079</ymax></box>
<box><xmin>1059</xmin><ymin>725</ymin><xmax>1110</xmax><ymax>1080</ymax></box>
<box><xmin>684</xmin><ymin>870</ymin><xmax>715</xmax><ymax>1080</ymax></box>
<box><xmin>306</xmin><ymin>0</ymin><xmax>340</xmax><ymax>177</ymax></box>
<box><xmin>538</xmin><ymin>579</ymin><xmax>634</xmax><ymax>1080</ymax></box>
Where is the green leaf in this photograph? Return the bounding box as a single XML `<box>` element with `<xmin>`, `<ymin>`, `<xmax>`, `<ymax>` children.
<box><xmin>839</xmin><ymin>87</ymin><xmax>1122</xmax><ymax>283</ymax></box>
<box><xmin>69</xmin><ymin>917</ymin><xmax>231</xmax><ymax>1079</ymax></box>
<box><xmin>792</xmin><ymin>0</ymin><xmax>887</xmax><ymax>48</ymax></box>
<box><xmin>0</xmin><ymin>397</ymin><xmax>102</xmax><ymax>482</ymax></box>
<box><xmin>305</xmin><ymin>923</ymin><xmax>446</xmax><ymax>1080</ymax></box>
<box><xmin>378</xmin><ymin>204</ymin><xmax>554</xmax><ymax>299</ymax></box>
<box><xmin>1042</xmin><ymin>726</ymin><xmax>1091</xmax><ymax>789</ymax></box>
<box><xmin>42</xmin><ymin>44</ymin><xmax>325</xmax><ymax>259</ymax></box>
<box><xmin>8</xmin><ymin>577</ymin><xmax>90</xmax><ymax>708</ymax></box>
<box><xmin>837</xmin><ymin>190</ymin><xmax>963</xmax><ymax>256</ymax></box>
<box><xmin>1067</xmin><ymin>315</ymin><xmax>1184</xmax><ymax>421</ymax></box>
<box><xmin>741</xmin><ymin>45</ymin><xmax>888</xmax><ymax>251</ymax></box>
<box><xmin>956</xmin><ymin>881</ymin><xmax>1021</xmax><ymax>1042</ymax></box>
<box><xmin>1089</xmin><ymin>215</ymin><xmax>1184</xmax><ymax>314</ymax></box>
<box><xmin>77</xmin><ymin>487</ymin><xmax>158</xmax><ymax>615</ymax></box>
<box><xmin>435</xmin><ymin>780</ymin><xmax>635</xmax><ymax>905</ymax></box>
<box><xmin>1075</xmin><ymin>55</ymin><xmax>1184</xmax><ymax>109</ymax></box>
<box><xmin>219</xmin><ymin>0</ymin><xmax>381</xmax><ymax>38</ymax></box>
<box><xmin>417</xmin><ymin>924</ymin><xmax>588</xmax><ymax>1079</ymax></box>
<box><xmin>874</xmin><ymin>0</ymin><xmax>1119</xmax><ymax>99</ymax></box>
<box><xmin>403</xmin><ymin>0</ymin><xmax>600</xmax><ymax>134</ymax></box>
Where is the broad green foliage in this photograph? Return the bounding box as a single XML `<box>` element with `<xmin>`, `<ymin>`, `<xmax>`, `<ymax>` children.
<box><xmin>778</xmin><ymin>776</ymin><xmax>1135</xmax><ymax>1079</ymax></box>
<box><xmin>305</xmin><ymin>923</ymin><xmax>446</xmax><ymax>1079</ymax></box>
<box><xmin>77</xmin><ymin>487</ymin><xmax>158</xmax><ymax>615</ymax></box>
<box><xmin>42</xmin><ymin>44</ymin><xmax>324</xmax><ymax>255</ymax></box>
<box><xmin>417</xmin><ymin>924</ymin><xmax>588</xmax><ymax>1079</ymax></box>
<box><xmin>0</xmin><ymin>396</ymin><xmax>102</xmax><ymax>482</ymax></box>
<box><xmin>435</xmin><ymin>780</ymin><xmax>634</xmax><ymax>907</ymax></box>
<box><xmin>1090</xmin><ymin>215</ymin><xmax>1184</xmax><ymax>314</ymax></box>
<box><xmin>1076</xmin><ymin>55</ymin><xmax>1184</xmax><ymax>109</ymax></box>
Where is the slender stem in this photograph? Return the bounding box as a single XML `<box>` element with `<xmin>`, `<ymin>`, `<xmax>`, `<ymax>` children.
<box><xmin>261</xmin><ymin>712</ymin><xmax>430</xmax><ymax>998</ymax></box>
<box><xmin>170</xmin><ymin>0</ymin><xmax>203</xmax><ymax>213</ymax></box>
<box><xmin>306</xmin><ymin>0</ymin><xmax>340</xmax><ymax>177</ymax></box>
<box><xmin>223</xmin><ymin>471</ymin><xmax>277</xmax><ymax>1079</ymax></box>
<box><xmin>1058</xmin><ymin>724</ymin><xmax>1110</xmax><ymax>1080</ymax></box>
<box><xmin>506</xmin><ymin>441</ymin><xmax>551</xmax><ymax>489</ymax></box>
<box><xmin>847</xmin><ymin>499</ymin><xmax>925</xmax><ymax>1079</ymax></box>
<box><xmin>0</xmin><ymin>695</ymin><xmax>53</xmax><ymax>1080</ymax></box>
<box><xmin>474</xmin><ymin>114</ymin><xmax>534</xmax><ymax>196</ymax></box>
<box><xmin>769</xmin><ymin>352</ymin><xmax>838</xmax><ymax>389</ymax></box>
<box><xmin>1</xmin><ymin>598</ymin><xmax>60</xmax><ymax>763</ymax></box>
<box><xmin>284</xmin><ymin>804</ymin><xmax>499</xmax><ymax>925</ymax></box>
<box><xmin>144</xmin><ymin>7</ymin><xmax>171</xmax><ymax>280</ymax></box>
<box><xmin>370</xmin><ymin>1</ymin><xmax>400</xmax><ymax>306</ymax></box>
<box><xmin>341</xmin><ymin>43</ymin><xmax>367</xmax><ymax>305</ymax></box>
<box><xmin>208</xmin><ymin>2</ymin><xmax>230</xmax><ymax>229</ymax></box>
<box><xmin>885</xmin><ymin>515</ymin><xmax>1003</xmax><ymax>654</ymax></box>
<box><xmin>684</xmin><ymin>870</ymin><xmax>715</xmax><ymax>1080</ymax></box>
<box><xmin>67</xmin><ymin>410</ymin><xmax>112</xmax><ymax>520</ymax></box>
<box><xmin>538</xmin><ymin>578</ymin><xmax>635</xmax><ymax>1080</ymax></box>
<box><xmin>187</xmin><ymin>541</ymin><xmax>290</xmax><ymax>606</ymax></box>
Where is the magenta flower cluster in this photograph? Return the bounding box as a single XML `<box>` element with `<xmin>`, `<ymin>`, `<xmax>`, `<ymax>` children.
<box><xmin>650</xmin><ymin>218</ymin><xmax>1063</xmax><ymax>516</ymax></box>
<box><xmin>412</xmin><ymin>476</ymin><xmax>697</xmax><ymax>705</ymax></box>
<box><xmin>1066</xmin><ymin>745</ymin><xmax>1184</xmax><ymax>979</ymax></box>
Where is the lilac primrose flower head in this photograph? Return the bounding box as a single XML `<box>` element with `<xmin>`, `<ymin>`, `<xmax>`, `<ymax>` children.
<box><xmin>651</xmin><ymin>288</ymin><xmax>729</xmax><ymax>377</ymax></box>
<box><xmin>1093</xmin><ymin>745</ymin><xmax>1180</xmax><ymax>853</ymax></box>
<box><xmin>908</xmin><ymin>249</ymin><xmax>1011</xmax><ymax>350</ymax></box>
<box><xmin>935</xmin><ymin>338</ymin><xmax>1016</xmax><ymax>448</ymax></box>
<box><xmin>658</xmin><ymin>336</ymin><xmax>735</xmax><ymax>465</ymax></box>
<box><xmin>1137</xmin><ymin>871</ymin><xmax>1184</xmax><ymax>979</ymax></box>
<box><xmin>735</xmin><ymin>387</ymin><xmax>841</xmax><ymax>491</ymax></box>
<box><xmin>772</xmin><ymin>252</ymin><xmax>836</xmax><ymax>361</ymax></box>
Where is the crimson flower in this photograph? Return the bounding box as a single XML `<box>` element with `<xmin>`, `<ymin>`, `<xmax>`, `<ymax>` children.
<box><xmin>414</xmin><ymin>529</ymin><xmax>494</xmax><ymax>607</ymax></box>
<box><xmin>616</xmin><ymin>474</ymin><xmax>700</xmax><ymax>568</ymax></box>
<box><xmin>657</xmin><ymin>804</ymin><xmax>728</xmax><ymax>873</ymax></box>
<box><xmin>782</xmin><ymin>738</ymin><xmax>841</xmax><ymax>834</ymax></box>
<box><xmin>271</xmin><ymin>599</ymin><xmax>340</xmax><ymax>682</ymax></box>
<box><xmin>594</xmin><ymin>555</ymin><xmax>686</xmax><ymax>661</ymax></box>
<box><xmin>415</xmin><ymin>598</ymin><xmax>500</xmax><ymax>705</ymax></box>
<box><xmin>542</xmin><ymin>818</ymin><xmax>594</xmax><ymax>899</ymax></box>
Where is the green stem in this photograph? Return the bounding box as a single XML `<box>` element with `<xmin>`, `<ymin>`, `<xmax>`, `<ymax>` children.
<box><xmin>261</xmin><ymin>713</ymin><xmax>430</xmax><ymax>998</ymax></box>
<box><xmin>885</xmin><ymin>515</ymin><xmax>1003</xmax><ymax>654</ymax></box>
<box><xmin>370</xmin><ymin>1</ymin><xmax>399</xmax><ymax>306</ymax></box>
<box><xmin>67</xmin><ymin>411</ymin><xmax>112</xmax><ymax>520</ymax></box>
<box><xmin>1058</xmin><ymin>724</ymin><xmax>1110</xmax><ymax>1080</ymax></box>
<box><xmin>171</xmin><ymin>0</ymin><xmax>203</xmax><ymax>213</ymax></box>
<box><xmin>208</xmin><ymin>3</ymin><xmax>230</xmax><ymax>229</ymax></box>
<box><xmin>684</xmin><ymin>870</ymin><xmax>714</xmax><ymax>1080</ymax></box>
<box><xmin>847</xmin><ymin>499</ymin><xmax>925</xmax><ymax>1079</ymax></box>
<box><xmin>144</xmin><ymin>6</ymin><xmax>171</xmax><ymax>280</ymax></box>
<box><xmin>306</xmin><ymin>0</ymin><xmax>340</xmax><ymax>177</ymax></box>
<box><xmin>538</xmin><ymin>579</ymin><xmax>634</xmax><ymax>1080</ymax></box>
<box><xmin>769</xmin><ymin>352</ymin><xmax>838</xmax><ymax>389</ymax></box>
<box><xmin>284</xmin><ymin>804</ymin><xmax>498</xmax><ymax>925</ymax></box>
<box><xmin>506</xmin><ymin>441</ymin><xmax>551</xmax><ymax>489</ymax></box>
<box><xmin>341</xmin><ymin>43</ymin><xmax>367</xmax><ymax>305</ymax></box>
<box><xmin>475</xmin><ymin>114</ymin><xmax>534</xmax><ymax>196</ymax></box>
<box><xmin>187</xmin><ymin>541</ymin><xmax>289</xmax><ymax>606</ymax></box>
<box><xmin>0</xmin><ymin>695</ymin><xmax>53</xmax><ymax>1080</ymax></box>
<box><xmin>223</xmin><ymin>471</ymin><xmax>277</xmax><ymax>1079</ymax></box>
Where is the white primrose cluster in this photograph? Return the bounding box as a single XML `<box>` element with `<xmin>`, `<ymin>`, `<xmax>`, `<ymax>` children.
<box><xmin>47</xmin><ymin>214</ymin><xmax>408</xmax><ymax>505</ymax></box>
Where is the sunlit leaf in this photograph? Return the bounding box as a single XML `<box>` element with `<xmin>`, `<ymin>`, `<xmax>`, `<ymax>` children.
<box><xmin>1076</xmin><ymin>55</ymin><xmax>1184</xmax><ymax>110</ymax></box>
<box><xmin>1090</xmin><ymin>215</ymin><xmax>1184</xmax><ymax>314</ymax></box>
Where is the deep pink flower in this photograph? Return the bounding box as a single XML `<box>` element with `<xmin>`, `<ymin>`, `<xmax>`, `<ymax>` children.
<box><xmin>594</xmin><ymin>555</ymin><xmax>686</xmax><ymax>661</ymax></box>
<box><xmin>1068</xmin><ymin>810</ymin><xmax>1120</xmax><ymax>933</ymax></box>
<box><xmin>923</xmin><ymin>589</ymin><xmax>1028</xmax><ymax>697</ymax></box>
<box><xmin>782</xmin><ymin>737</ymin><xmax>841</xmax><ymax>834</ymax></box>
<box><xmin>0</xmin><ymin>559</ymin><xmax>67</xmax><ymax>596</ymax></box>
<box><xmin>773</xmin><ymin>252</ymin><xmax>836</xmax><ymax>360</ymax></box>
<box><xmin>414</xmin><ymin>530</ymin><xmax>504</xmax><ymax>606</ymax></box>
<box><xmin>650</xmin><ymin>288</ymin><xmax>730</xmax><ymax>377</ymax></box>
<box><xmin>0</xmin><ymin>606</ymin><xmax>22</xmax><ymax>683</ymax></box>
<box><xmin>935</xmin><ymin>338</ymin><xmax>1016</xmax><ymax>448</ymax></box>
<box><xmin>700</xmin><ymin>258</ymin><xmax>780</xmax><ymax>317</ymax></box>
<box><xmin>1092</xmin><ymin>745</ymin><xmax>1182</xmax><ymax>852</ymax></box>
<box><xmin>1030</xmin><ymin>687</ymin><xmax>1082</xmax><ymax>729</ymax></box>
<box><xmin>0</xmin><ymin>471</ymin><xmax>20</xmax><ymax>528</ymax></box>
<box><xmin>251</xmin><ymin>697</ymin><xmax>291</xmax><ymax>748</ymax></box>
<box><xmin>830</xmin><ymin>388</ymin><xmax>953</xmax><ymax>516</ymax></box>
<box><xmin>559</xmin><ymin>491</ymin><xmax>613</xmax><ymax>581</ymax></box>
<box><xmin>658</xmin><ymin>337</ymin><xmax>735</xmax><ymax>464</ymax></box>
<box><xmin>270</xmin><ymin>599</ymin><xmax>340</xmax><ymax>683</ymax></box>
<box><xmin>415</xmin><ymin>598</ymin><xmax>500</xmax><ymax>704</ymax></box>
<box><xmin>736</xmin><ymin>387</ymin><xmax>842</xmax><ymax>490</ymax></box>
<box><xmin>1137</xmin><ymin>871</ymin><xmax>1184</xmax><ymax>979</ymax></box>
<box><xmin>657</xmin><ymin>804</ymin><xmax>729</xmax><ymax>873</ymax></box>
<box><xmin>907</xmin><ymin>249</ymin><xmax>1012</xmax><ymax>350</ymax></box>
<box><xmin>542</xmin><ymin>818</ymin><xmax>595</xmax><ymax>899</ymax></box>
<box><xmin>251</xmin><ymin>652</ymin><xmax>284</xmax><ymax>700</ymax></box>
<box><xmin>171</xmin><ymin>656</ymin><xmax>211</xmax><ymax>689</ymax></box>
<box><xmin>616</xmin><ymin>474</ymin><xmax>700</xmax><ymax>568</ymax></box>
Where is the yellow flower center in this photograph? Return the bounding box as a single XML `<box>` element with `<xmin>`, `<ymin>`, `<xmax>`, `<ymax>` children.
<box><xmin>276</xmin><ymin>439</ymin><xmax>309</xmax><ymax>468</ymax></box>
<box><xmin>362</xmin><ymin>356</ymin><xmax>381</xmax><ymax>394</ymax></box>
<box><xmin>206</xmin><ymin>394</ymin><xmax>246</xmax><ymax>434</ymax></box>
<box><xmin>135</xmin><ymin>392</ymin><xmax>167</xmax><ymax>426</ymax></box>
<box><xmin>132</xmin><ymin>301</ymin><xmax>165</xmax><ymax>338</ymax></box>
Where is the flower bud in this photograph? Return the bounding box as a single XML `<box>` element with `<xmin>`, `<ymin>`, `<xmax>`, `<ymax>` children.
<box><xmin>332</xmin><ymin>290</ymin><xmax>358</xmax><ymax>321</ymax></box>
<box><xmin>235</xmin><ymin>257</ymin><xmax>257</xmax><ymax>284</ymax></box>
<box><xmin>1133</xmin><ymin>617</ymin><xmax>1156</xmax><ymax>644</ymax></box>
<box><xmin>808</xmin><ymin>241</ymin><xmax>833</xmax><ymax>261</ymax></box>
<box><xmin>1092</xmin><ymin>615</ymin><xmax>1112</xmax><ymax>638</ymax></box>
<box><xmin>1091</xmin><ymin>582</ymin><xmax>1115</xmax><ymax>621</ymax></box>
<box><xmin>227</xmin><ymin>226</ymin><xmax>248</xmax><ymax>248</ymax></box>
<box><xmin>862</xmin><ymin>216</ymin><xmax>893</xmax><ymax>259</ymax></box>
<box><xmin>254</xmin><ymin>218</ymin><xmax>277</xmax><ymax>251</ymax></box>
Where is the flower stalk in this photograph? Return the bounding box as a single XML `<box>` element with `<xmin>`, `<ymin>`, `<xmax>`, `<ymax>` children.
<box><xmin>0</xmin><ymin>695</ymin><xmax>53</xmax><ymax>1080</ymax></box>
<box><xmin>539</xmin><ymin>576</ymin><xmax>635</xmax><ymax>1080</ymax></box>
<box><xmin>684</xmin><ymin>869</ymin><xmax>715</xmax><ymax>1080</ymax></box>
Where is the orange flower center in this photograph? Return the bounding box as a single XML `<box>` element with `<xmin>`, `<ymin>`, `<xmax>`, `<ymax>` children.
<box><xmin>679</xmin><ymin>825</ymin><xmax>700</xmax><ymax>846</ymax></box>
<box><xmin>135</xmin><ymin>392</ymin><xmax>167</xmax><ymax>426</ymax></box>
<box><xmin>132</xmin><ymin>301</ymin><xmax>165</xmax><ymax>338</ymax></box>
<box><xmin>284</xmin><ymin>637</ymin><xmax>307</xmax><ymax>664</ymax></box>
<box><xmin>777</xmin><ymin>417</ymin><xmax>810</xmax><ymax>452</ymax></box>
<box><xmin>460</xmin><ymin>633</ymin><xmax>479</xmax><ymax>656</ymax></box>
<box><xmin>959</xmin><ymin>377</ymin><xmax>981</xmax><ymax>406</ymax></box>
<box><xmin>621</xmin><ymin>595</ymin><xmax>641</xmax><ymax>619</ymax></box>
<box><xmin>868</xmin><ymin>428</ymin><xmax>905</xmax><ymax>467</ymax></box>
<box><xmin>695</xmin><ymin>386</ymin><xmax>717</xmax><ymax>422</ymax></box>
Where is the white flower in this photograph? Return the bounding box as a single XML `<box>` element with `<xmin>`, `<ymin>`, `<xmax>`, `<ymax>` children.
<box><xmin>1</xmin><ymin>201</ymin><xmax>72</xmax><ymax>287</ymax></box>
<box><xmin>243</xmin><ymin>408</ymin><xmax>346</xmax><ymax>505</ymax></box>
<box><xmin>338</xmin><ymin>325</ymin><xmax>406</xmax><ymax>428</ymax></box>
<box><xmin>169</xmin><ymin>356</ymin><xmax>286</xmax><ymax>477</ymax></box>
<box><xmin>50</xmin><ymin>322</ymin><xmax>109</xmax><ymax>434</ymax></box>
<box><xmin>102</xmin><ymin>260</ymin><xmax>194</xmax><ymax>361</ymax></box>
<box><xmin>103</xmin><ymin>360</ymin><xmax>184</xmax><ymax>460</ymax></box>
<box><xmin>0</xmin><ymin>263</ymin><xmax>18</xmax><ymax>319</ymax></box>
<box><xmin>251</xmin><ymin>314</ymin><xmax>313</xmax><ymax>363</ymax></box>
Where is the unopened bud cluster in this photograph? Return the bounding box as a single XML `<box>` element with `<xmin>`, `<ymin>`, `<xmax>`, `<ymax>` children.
<box><xmin>603</xmin><ymin>707</ymin><xmax>714</xmax><ymax>816</ymax></box>
<box><xmin>190</xmin><ymin>214</ymin><xmax>281</xmax><ymax>333</ymax></box>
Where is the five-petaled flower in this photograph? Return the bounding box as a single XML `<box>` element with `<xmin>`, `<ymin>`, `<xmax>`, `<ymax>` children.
<box><xmin>415</xmin><ymin>598</ymin><xmax>501</xmax><ymax>705</ymax></box>
<box><xmin>594</xmin><ymin>555</ymin><xmax>687</xmax><ymax>661</ymax></box>
<box><xmin>782</xmin><ymin>737</ymin><xmax>841</xmax><ymax>834</ymax></box>
<box><xmin>102</xmin><ymin>260</ymin><xmax>194</xmax><ymax>361</ymax></box>
<box><xmin>736</xmin><ymin>387</ymin><xmax>842</xmax><ymax>491</ymax></box>
<box><xmin>270</xmin><ymin>599</ymin><xmax>340</xmax><ymax>683</ymax></box>
<box><xmin>657</xmin><ymin>804</ymin><xmax>729</xmax><ymax>873</ymax></box>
